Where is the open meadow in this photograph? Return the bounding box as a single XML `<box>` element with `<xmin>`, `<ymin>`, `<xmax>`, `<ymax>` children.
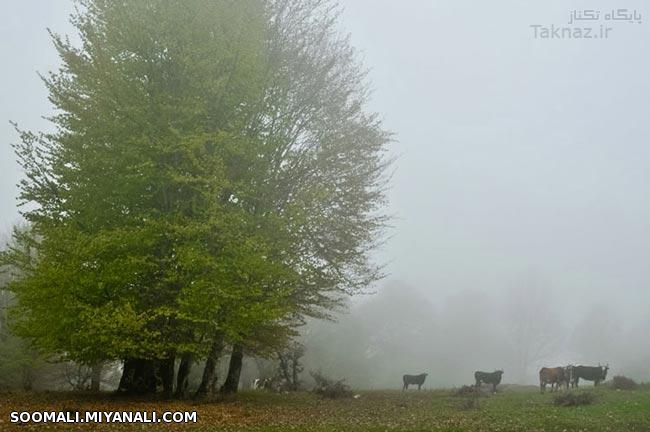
<box><xmin>1</xmin><ymin>386</ymin><xmax>650</xmax><ymax>431</ymax></box>
<box><xmin>2</xmin><ymin>2</ymin><xmax>650</xmax><ymax>432</ymax></box>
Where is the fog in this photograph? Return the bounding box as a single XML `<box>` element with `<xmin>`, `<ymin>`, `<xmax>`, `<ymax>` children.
<box><xmin>298</xmin><ymin>278</ymin><xmax>650</xmax><ymax>388</ymax></box>
<box><xmin>2</xmin><ymin>1</ymin><xmax>650</xmax><ymax>388</ymax></box>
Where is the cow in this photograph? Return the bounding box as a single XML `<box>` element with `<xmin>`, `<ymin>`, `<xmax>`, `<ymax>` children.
<box><xmin>539</xmin><ymin>367</ymin><xmax>566</xmax><ymax>393</ymax></box>
<box><xmin>474</xmin><ymin>370</ymin><xmax>503</xmax><ymax>393</ymax></box>
<box><xmin>251</xmin><ymin>378</ymin><xmax>276</xmax><ymax>391</ymax></box>
<box><xmin>564</xmin><ymin>365</ymin><xmax>575</xmax><ymax>389</ymax></box>
<box><xmin>571</xmin><ymin>365</ymin><xmax>608</xmax><ymax>387</ymax></box>
<box><xmin>402</xmin><ymin>373</ymin><xmax>428</xmax><ymax>391</ymax></box>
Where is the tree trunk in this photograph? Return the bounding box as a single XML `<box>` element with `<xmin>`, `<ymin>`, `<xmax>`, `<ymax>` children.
<box><xmin>160</xmin><ymin>356</ymin><xmax>175</xmax><ymax>399</ymax></box>
<box><xmin>220</xmin><ymin>344</ymin><xmax>244</xmax><ymax>394</ymax></box>
<box><xmin>21</xmin><ymin>366</ymin><xmax>33</xmax><ymax>391</ymax></box>
<box><xmin>118</xmin><ymin>358</ymin><xmax>157</xmax><ymax>394</ymax></box>
<box><xmin>118</xmin><ymin>359</ymin><xmax>136</xmax><ymax>393</ymax></box>
<box><xmin>291</xmin><ymin>359</ymin><xmax>299</xmax><ymax>391</ymax></box>
<box><xmin>278</xmin><ymin>352</ymin><xmax>290</xmax><ymax>383</ymax></box>
<box><xmin>175</xmin><ymin>353</ymin><xmax>193</xmax><ymax>399</ymax></box>
<box><xmin>90</xmin><ymin>362</ymin><xmax>103</xmax><ymax>392</ymax></box>
<box><xmin>195</xmin><ymin>334</ymin><xmax>225</xmax><ymax>398</ymax></box>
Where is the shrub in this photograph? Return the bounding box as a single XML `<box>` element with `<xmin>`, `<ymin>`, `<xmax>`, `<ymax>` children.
<box><xmin>611</xmin><ymin>375</ymin><xmax>638</xmax><ymax>390</ymax></box>
<box><xmin>310</xmin><ymin>370</ymin><xmax>353</xmax><ymax>399</ymax></box>
<box><xmin>453</xmin><ymin>385</ymin><xmax>479</xmax><ymax>397</ymax></box>
<box><xmin>453</xmin><ymin>385</ymin><xmax>481</xmax><ymax>410</ymax></box>
<box><xmin>553</xmin><ymin>392</ymin><xmax>596</xmax><ymax>407</ymax></box>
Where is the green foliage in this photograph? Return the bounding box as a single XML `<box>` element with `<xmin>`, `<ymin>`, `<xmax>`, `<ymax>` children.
<box><xmin>4</xmin><ymin>0</ymin><xmax>390</xmax><ymax>369</ymax></box>
<box><xmin>0</xmin><ymin>274</ymin><xmax>46</xmax><ymax>390</ymax></box>
<box><xmin>0</xmin><ymin>324</ymin><xmax>46</xmax><ymax>391</ymax></box>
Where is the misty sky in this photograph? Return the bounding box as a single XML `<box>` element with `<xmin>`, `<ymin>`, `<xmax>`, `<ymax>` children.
<box><xmin>2</xmin><ymin>1</ymin><xmax>650</xmax><ymax>332</ymax></box>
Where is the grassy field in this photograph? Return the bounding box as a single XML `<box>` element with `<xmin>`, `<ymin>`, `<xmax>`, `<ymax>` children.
<box><xmin>1</xmin><ymin>385</ymin><xmax>649</xmax><ymax>431</ymax></box>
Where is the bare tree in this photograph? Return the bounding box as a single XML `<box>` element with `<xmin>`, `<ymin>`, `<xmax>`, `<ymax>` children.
<box><xmin>570</xmin><ymin>303</ymin><xmax>621</xmax><ymax>363</ymax></box>
<box><xmin>277</xmin><ymin>342</ymin><xmax>305</xmax><ymax>391</ymax></box>
<box><xmin>504</xmin><ymin>273</ymin><xmax>564</xmax><ymax>383</ymax></box>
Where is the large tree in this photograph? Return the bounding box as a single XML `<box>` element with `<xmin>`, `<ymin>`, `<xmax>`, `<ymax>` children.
<box><xmin>4</xmin><ymin>0</ymin><xmax>391</xmax><ymax>396</ymax></box>
<box><xmin>199</xmin><ymin>0</ymin><xmax>393</xmax><ymax>395</ymax></box>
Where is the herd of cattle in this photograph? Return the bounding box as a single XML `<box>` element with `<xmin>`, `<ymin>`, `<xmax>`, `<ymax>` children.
<box><xmin>402</xmin><ymin>364</ymin><xmax>609</xmax><ymax>393</ymax></box>
<box><xmin>539</xmin><ymin>364</ymin><xmax>609</xmax><ymax>392</ymax></box>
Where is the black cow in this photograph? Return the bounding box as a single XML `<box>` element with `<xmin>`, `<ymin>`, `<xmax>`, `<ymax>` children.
<box><xmin>474</xmin><ymin>370</ymin><xmax>504</xmax><ymax>393</ymax></box>
<box><xmin>572</xmin><ymin>365</ymin><xmax>608</xmax><ymax>387</ymax></box>
<box><xmin>402</xmin><ymin>373</ymin><xmax>428</xmax><ymax>390</ymax></box>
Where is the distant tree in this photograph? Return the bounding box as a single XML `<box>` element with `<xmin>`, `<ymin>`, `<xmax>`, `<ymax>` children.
<box><xmin>61</xmin><ymin>362</ymin><xmax>94</xmax><ymax>391</ymax></box>
<box><xmin>300</xmin><ymin>283</ymin><xmax>437</xmax><ymax>389</ymax></box>
<box><xmin>0</xmin><ymin>230</ymin><xmax>47</xmax><ymax>391</ymax></box>
<box><xmin>570</xmin><ymin>304</ymin><xmax>621</xmax><ymax>363</ymax></box>
<box><xmin>436</xmin><ymin>289</ymin><xmax>506</xmax><ymax>386</ymax></box>
<box><xmin>504</xmin><ymin>274</ymin><xmax>563</xmax><ymax>383</ymax></box>
<box><xmin>276</xmin><ymin>341</ymin><xmax>305</xmax><ymax>391</ymax></box>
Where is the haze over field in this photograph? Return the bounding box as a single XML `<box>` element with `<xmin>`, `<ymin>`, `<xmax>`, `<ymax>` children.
<box><xmin>2</xmin><ymin>0</ymin><xmax>650</xmax><ymax>389</ymax></box>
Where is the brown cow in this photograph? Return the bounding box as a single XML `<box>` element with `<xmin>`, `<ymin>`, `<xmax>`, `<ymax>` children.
<box><xmin>539</xmin><ymin>367</ymin><xmax>566</xmax><ymax>393</ymax></box>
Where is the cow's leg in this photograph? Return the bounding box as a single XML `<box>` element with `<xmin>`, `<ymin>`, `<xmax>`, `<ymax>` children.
<box><xmin>418</xmin><ymin>383</ymin><xmax>422</xmax><ymax>391</ymax></box>
<box><xmin>540</xmin><ymin>380</ymin><xmax>545</xmax><ymax>393</ymax></box>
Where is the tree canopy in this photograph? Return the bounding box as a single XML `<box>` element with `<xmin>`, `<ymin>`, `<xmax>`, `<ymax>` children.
<box><xmin>2</xmin><ymin>0</ymin><xmax>391</xmax><ymax>394</ymax></box>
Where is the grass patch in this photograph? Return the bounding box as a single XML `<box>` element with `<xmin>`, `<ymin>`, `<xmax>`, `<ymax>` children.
<box><xmin>1</xmin><ymin>386</ymin><xmax>650</xmax><ymax>431</ymax></box>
